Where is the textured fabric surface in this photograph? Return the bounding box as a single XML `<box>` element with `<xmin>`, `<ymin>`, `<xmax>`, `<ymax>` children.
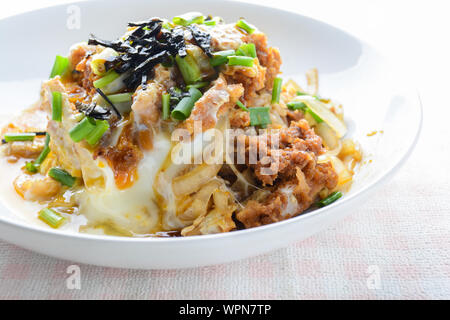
<box><xmin>1</xmin><ymin>0</ymin><xmax>449</xmax><ymax>300</ymax></box>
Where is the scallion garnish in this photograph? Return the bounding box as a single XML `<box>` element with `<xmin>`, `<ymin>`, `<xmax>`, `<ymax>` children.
<box><xmin>106</xmin><ymin>92</ymin><xmax>133</xmax><ymax>104</ymax></box>
<box><xmin>317</xmin><ymin>191</ymin><xmax>343</xmax><ymax>208</ymax></box>
<box><xmin>34</xmin><ymin>133</ymin><xmax>51</xmax><ymax>165</ymax></box>
<box><xmin>93</xmin><ymin>70</ymin><xmax>120</xmax><ymax>89</ymax></box>
<box><xmin>69</xmin><ymin>117</ymin><xmax>97</xmax><ymax>143</ymax></box>
<box><xmin>25</xmin><ymin>161</ymin><xmax>38</xmax><ymax>173</ymax></box>
<box><xmin>236</xmin><ymin>43</ymin><xmax>257</xmax><ymax>58</ymax></box>
<box><xmin>171</xmin><ymin>88</ymin><xmax>202</xmax><ymax>120</ymax></box>
<box><xmin>271</xmin><ymin>77</ymin><xmax>282</xmax><ymax>104</ymax></box>
<box><xmin>85</xmin><ymin>120</ymin><xmax>109</xmax><ymax>146</ymax></box>
<box><xmin>51</xmin><ymin>91</ymin><xmax>62</xmax><ymax>122</ymax></box>
<box><xmin>173</xmin><ymin>12</ymin><xmax>205</xmax><ymax>26</ymax></box>
<box><xmin>162</xmin><ymin>93</ymin><xmax>171</xmax><ymax>120</ymax></box>
<box><xmin>49</xmin><ymin>55</ymin><xmax>69</xmax><ymax>78</ymax></box>
<box><xmin>3</xmin><ymin>133</ymin><xmax>35</xmax><ymax>142</ymax></box>
<box><xmin>227</xmin><ymin>55</ymin><xmax>254</xmax><ymax>67</ymax></box>
<box><xmin>249</xmin><ymin>107</ymin><xmax>271</xmax><ymax>127</ymax></box>
<box><xmin>236</xmin><ymin>100</ymin><xmax>248</xmax><ymax>112</ymax></box>
<box><xmin>186</xmin><ymin>81</ymin><xmax>210</xmax><ymax>89</ymax></box>
<box><xmin>236</xmin><ymin>19</ymin><xmax>256</xmax><ymax>34</ymax></box>
<box><xmin>49</xmin><ymin>168</ymin><xmax>76</xmax><ymax>187</ymax></box>
<box><xmin>38</xmin><ymin>208</ymin><xmax>66</xmax><ymax>228</ymax></box>
<box><xmin>210</xmin><ymin>50</ymin><xmax>236</xmax><ymax>67</ymax></box>
<box><xmin>175</xmin><ymin>54</ymin><xmax>202</xmax><ymax>85</ymax></box>
<box><xmin>287</xmin><ymin>101</ymin><xmax>307</xmax><ymax>111</ymax></box>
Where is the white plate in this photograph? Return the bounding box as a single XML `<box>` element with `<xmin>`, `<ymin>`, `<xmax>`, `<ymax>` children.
<box><xmin>0</xmin><ymin>0</ymin><xmax>422</xmax><ymax>269</ymax></box>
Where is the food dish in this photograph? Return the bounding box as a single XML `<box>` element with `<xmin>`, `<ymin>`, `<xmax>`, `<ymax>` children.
<box><xmin>1</xmin><ymin>12</ymin><xmax>361</xmax><ymax>237</ymax></box>
<box><xmin>0</xmin><ymin>0</ymin><xmax>421</xmax><ymax>268</ymax></box>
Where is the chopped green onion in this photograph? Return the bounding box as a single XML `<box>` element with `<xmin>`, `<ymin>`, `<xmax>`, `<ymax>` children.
<box><xmin>236</xmin><ymin>100</ymin><xmax>248</xmax><ymax>112</ymax></box>
<box><xmin>173</xmin><ymin>12</ymin><xmax>205</xmax><ymax>26</ymax></box>
<box><xmin>52</xmin><ymin>91</ymin><xmax>62</xmax><ymax>122</ymax></box>
<box><xmin>93</xmin><ymin>70</ymin><xmax>120</xmax><ymax>89</ymax></box>
<box><xmin>49</xmin><ymin>168</ymin><xmax>76</xmax><ymax>187</ymax></box>
<box><xmin>171</xmin><ymin>88</ymin><xmax>202</xmax><ymax>120</ymax></box>
<box><xmin>49</xmin><ymin>55</ymin><xmax>69</xmax><ymax>78</ymax></box>
<box><xmin>3</xmin><ymin>133</ymin><xmax>35</xmax><ymax>142</ymax></box>
<box><xmin>236</xmin><ymin>19</ymin><xmax>256</xmax><ymax>34</ymax></box>
<box><xmin>175</xmin><ymin>54</ymin><xmax>202</xmax><ymax>85</ymax></box>
<box><xmin>69</xmin><ymin>117</ymin><xmax>96</xmax><ymax>143</ymax></box>
<box><xmin>162</xmin><ymin>93</ymin><xmax>171</xmax><ymax>120</ymax></box>
<box><xmin>271</xmin><ymin>77</ymin><xmax>282</xmax><ymax>104</ymax></box>
<box><xmin>35</xmin><ymin>133</ymin><xmax>51</xmax><ymax>165</ymax></box>
<box><xmin>210</xmin><ymin>50</ymin><xmax>235</xmax><ymax>67</ymax></box>
<box><xmin>162</xmin><ymin>22</ymin><xmax>173</xmax><ymax>30</ymax></box>
<box><xmin>38</xmin><ymin>208</ymin><xmax>66</xmax><ymax>228</ymax></box>
<box><xmin>236</xmin><ymin>43</ymin><xmax>257</xmax><ymax>58</ymax></box>
<box><xmin>249</xmin><ymin>107</ymin><xmax>271</xmax><ymax>127</ymax></box>
<box><xmin>204</xmin><ymin>19</ymin><xmax>216</xmax><ymax>26</ymax></box>
<box><xmin>317</xmin><ymin>191</ymin><xmax>343</xmax><ymax>208</ymax></box>
<box><xmin>227</xmin><ymin>56</ymin><xmax>254</xmax><ymax>67</ymax></box>
<box><xmin>25</xmin><ymin>161</ymin><xmax>38</xmax><ymax>173</ymax></box>
<box><xmin>186</xmin><ymin>81</ymin><xmax>210</xmax><ymax>89</ymax></box>
<box><xmin>106</xmin><ymin>92</ymin><xmax>133</xmax><ymax>104</ymax></box>
<box><xmin>287</xmin><ymin>101</ymin><xmax>307</xmax><ymax>111</ymax></box>
<box><xmin>85</xmin><ymin>120</ymin><xmax>110</xmax><ymax>146</ymax></box>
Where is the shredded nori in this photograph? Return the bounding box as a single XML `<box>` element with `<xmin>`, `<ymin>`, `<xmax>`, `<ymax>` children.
<box><xmin>187</xmin><ymin>24</ymin><xmax>212</xmax><ymax>57</ymax></box>
<box><xmin>87</xmin><ymin>17</ymin><xmax>212</xmax><ymax>90</ymax></box>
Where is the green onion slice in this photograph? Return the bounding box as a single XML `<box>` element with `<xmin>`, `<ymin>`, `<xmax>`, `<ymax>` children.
<box><xmin>236</xmin><ymin>43</ymin><xmax>257</xmax><ymax>58</ymax></box>
<box><xmin>25</xmin><ymin>161</ymin><xmax>38</xmax><ymax>173</ymax></box>
<box><xmin>287</xmin><ymin>101</ymin><xmax>307</xmax><ymax>111</ymax></box>
<box><xmin>52</xmin><ymin>91</ymin><xmax>62</xmax><ymax>122</ymax></box>
<box><xmin>236</xmin><ymin>100</ymin><xmax>249</xmax><ymax>112</ymax></box>
<box><xmin>49</xmin><ymin>55</ymin><xmax>69</xmax><ymax>78</ymax></box>
<box><xmin>236</xmin><ymin>19</ymin><xmax>256</xmax><ymax>34</ymax></box>
<box><xmin>317</xmin><ymin>191</ymin><xmax>343</xmax><ymax>208</ymax></box>
<box><xmin>38</xmin><ymin>208</ymin><xmax>66</xmax><ymax>228</ymax></box>
<box><xmin>35</xmin><ymin>133</ymin><xmax>51</xmax><ymax>165</ymax></box>
<box><xmin>249</xmin><ymin>107</ymin><xmax>271</xmax><ymax>127</ymax></box>
<box><xmin>271</xmin><ymin>77</ymin><xmax>282</xmax><ymax>104</ymax></box>
<box><xmin>171</xmin><ymin>88</ymin><xmax>202</xmax><ymax>120</ymax></box>
<box><xmin>3</xmin><ymin>133</ymin><xmax>36</xmax><ymax>142</ymax></box>
<box><xmin>210</xmin><ymin>50</ymin><xmax>235</xmax><ymax>67</ymax></box>
<box><xmin>48</xmin><ymin>168</ymin><xmax>76</xmax><ymax>187</ymax></box>
<box><xmin>85</xmin><ymin>120</ymin><xmax>109</xmax><ymax>146</ymax></box>
<box><xmin>106</xmin><ymin>92</ymin><xmax>133</xmax><ymax>104</ymax></box>
<box><xmin>173</xmin><ymin>12</ymin><xmax>205</xmax><ymax>26</ymax></box>
<box><xmin>69</xmin><ymin>117</ymin><xmax>97</xmax><ymax>143</ymax></box>
<box><xmin>175</xmin><ymin>54</ymin><xmax>202</xmax><ymax>85</ymax></box>
<box><xmin>93</xmin><ymin>70</ymin><xmax>120</xmax><ymax>89</ymax></box>
<box><xmin>162</xmin><ymin>93</ymin><xmax>171</xmax><ymax>120</ymax></box>
<box><xmin>227</xmin><ymin>55</ymin><xmax>254</xmax><ymax>67</ymax></box>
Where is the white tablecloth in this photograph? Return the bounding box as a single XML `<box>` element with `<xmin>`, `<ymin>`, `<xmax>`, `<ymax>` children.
<box><xmin>0</xmin><ymin>0</ymin><xmax>449</xmax><ymax>300</ymax></box>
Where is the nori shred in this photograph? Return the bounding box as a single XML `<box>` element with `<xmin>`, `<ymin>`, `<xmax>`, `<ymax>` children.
<box><xmin>187</xmin><ymin>24</ymin><xmax>212</xmax><ymax>57</ymax></box>
<box><xmin>87</xmin><ymin>17</ymin><xmax>212</xmax><ymax>90</ymax></box>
